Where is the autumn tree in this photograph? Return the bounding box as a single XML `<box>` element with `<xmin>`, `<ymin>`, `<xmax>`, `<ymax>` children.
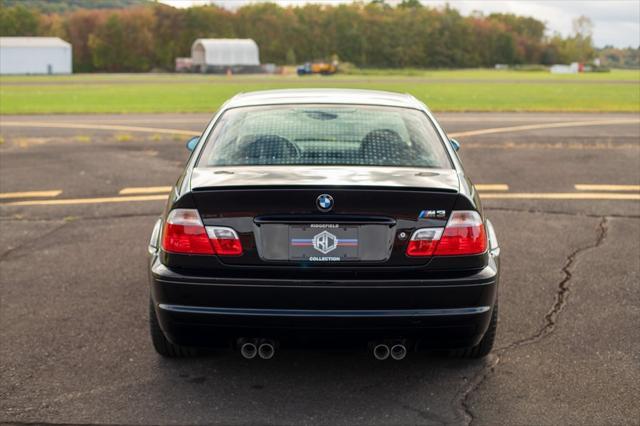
<box><xmin>0</xmin><ymin>5</ymin><xmax>40</xmax><ymax>36</ymax></box>
<box><xmin>0</xmin><ymin>2</ymin><xmax>598</xmax><ymax>71</ymax></box>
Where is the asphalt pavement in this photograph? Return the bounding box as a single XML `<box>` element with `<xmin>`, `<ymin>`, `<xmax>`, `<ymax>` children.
<box><xmin>0</xmin><ymin>112</ymin><xmax>639</xmax><ymax>425</ymax></box>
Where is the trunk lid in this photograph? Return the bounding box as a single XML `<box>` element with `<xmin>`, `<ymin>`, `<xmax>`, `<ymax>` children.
<box><xmin>190</xmin><ymin>166</ymin><xmax>460</xmax><ymax>267</ymax></box>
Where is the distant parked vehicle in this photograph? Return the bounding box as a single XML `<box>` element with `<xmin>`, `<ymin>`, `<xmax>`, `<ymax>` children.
<box><xmin>175</xmin><ymin>57</ymin><xmax>193</xmax><ymax>73</ymax></box>
<box><xmin>297</xmin><ymin>60</ymin><xmax>338</xmax><ymax>75</ymax></box>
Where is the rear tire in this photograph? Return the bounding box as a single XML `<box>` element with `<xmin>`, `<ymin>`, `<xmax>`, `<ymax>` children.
<box><xmin>149</xmin><ymin>299</ymin><xmax>198</xmax><ymax>357</ymax></box>
<box><xmin>451</xmin><ymin>300</ymin><xmax>498</xmax><ymax>359</ymax></box>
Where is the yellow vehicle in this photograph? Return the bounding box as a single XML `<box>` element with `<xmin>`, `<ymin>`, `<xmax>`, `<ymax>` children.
<box><xmin>297</xmin><ymin>61</ymin><xmax>338</xmax><ymax>75</ymax></box>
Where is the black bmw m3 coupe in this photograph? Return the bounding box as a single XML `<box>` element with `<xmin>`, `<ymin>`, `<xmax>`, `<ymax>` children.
<box><xmin>148</xmin><ymin>89</ymin><xmax>500</xmax><ymax>360</ymax></box>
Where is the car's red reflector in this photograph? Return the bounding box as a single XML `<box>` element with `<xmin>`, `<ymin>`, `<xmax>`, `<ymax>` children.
<box><xmin>206</xmin><ymin>226</ymin><xmax>243</xmax><ymax>256</ymax></box>
<box><xmin>162</xmin><ymin>209</ymin><xmax>213</xmax><ymax>255</ymax></box>
<box><xmin>406</xmin><ymin>211</ymin><xmax>487</xmax><ymax>257</ymax></box>
<box><xmin>406</xmin><ymin>228</ymin><xmax>443</xmax><ymax>257</ymax></box>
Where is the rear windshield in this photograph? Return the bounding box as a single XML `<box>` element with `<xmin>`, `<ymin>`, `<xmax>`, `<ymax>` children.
<box><xmin>197</xmin><ymin>104</ymin><xmax>452</xmax><ymax>169</ymax></box>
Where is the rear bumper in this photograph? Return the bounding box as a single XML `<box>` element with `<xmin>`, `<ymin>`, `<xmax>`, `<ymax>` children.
<box><xmin>149</xmin><ymin>258</ymin><xmax>499</xmax><ymax>349</ymax></box>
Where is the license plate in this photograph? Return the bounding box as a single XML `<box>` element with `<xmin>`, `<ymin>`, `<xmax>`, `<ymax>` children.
<box><xmin>289</xmin><ymin>224</ymin><xmax>359</xmax><ymax>262</ymax></box>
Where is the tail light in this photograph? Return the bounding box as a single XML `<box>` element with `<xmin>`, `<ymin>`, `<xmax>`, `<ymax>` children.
<box><xmin>162</xmin><ymin>209</ymin><xmax>213</xmax><ymax>254</ymax></box>
<box><xmin>161</xmin><ymin>209</ymin><xmax>242</xmax><ymax>256</ymax></box>
<box><xmin>406</xmin><ymin>210</ymin><xmax>487</xmax><ymax>257</ymax></box>
<box><xmin>206</xmin><ymin>226</ymin><xmax>243</xmax><ymax>256</ymax></box>
<box><xmin>406</xmin><ymin>228</ymin><xmax>444</xmax><ymax>256</ymax></box>
<box><xmin>435</xmin><ymin>211</ymin><xmax>487</xmax><ymax>256</ymax></box>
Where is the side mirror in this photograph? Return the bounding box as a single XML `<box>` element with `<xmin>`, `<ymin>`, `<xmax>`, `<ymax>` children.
<box><xmin>449</xmin><ymin>138</ymin><xmax>460</xmax><ymax>152</ymax></box>
<box><xmin>186</xmin><ymin>136</ymin><xmax>199</xmax><ymax>152</ymax></box>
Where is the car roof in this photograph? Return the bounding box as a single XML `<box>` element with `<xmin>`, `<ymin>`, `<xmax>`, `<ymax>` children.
<box><xmin>224</xmin><ymin>88</ymin><xmax>425</xmax><ymax>110</ymax></box>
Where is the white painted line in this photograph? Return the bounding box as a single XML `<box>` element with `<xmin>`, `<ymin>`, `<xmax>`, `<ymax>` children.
<box><xmin>475</xmin><ymin>184</ymin><xmax>509</xmax><ymax>191</ymax></box>
<box><xmin>0</xmin><ymin>121</ymin><xmax>200</xmax><ymax>137</ymax></box>
<box><xmin>449</xmin><ymin>118</ymin><xmax>640</xmax><ymax>138</ymax></box>
<box><xmin>2</xmin><ymin>194</ymin><xmax>168</xmax><ymax>207</ymax></box>
<box><xmin>119</xmin><ymin>186</ymin><xmax>172</xmax><ymax>195</ymax></box>
<box><xmin>0</xmin><ymin>190</ymin><xmax>62</xmax><ymax>199</ymax></box>
<box><xmin>481</xmin><ymin>192</ymin><xmax>640</xmax><ymax>200</ymax></box>
<box><xmin>574</xmin><ymin>184</ymin><xmax>640</xmax><ymax>192</ymax></box>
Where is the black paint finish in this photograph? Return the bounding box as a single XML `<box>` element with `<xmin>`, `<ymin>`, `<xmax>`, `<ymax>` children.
<box><xmin>149</xmin><ymin>103</ymin><xmax>499</xmax><ymax>352</ymax></box>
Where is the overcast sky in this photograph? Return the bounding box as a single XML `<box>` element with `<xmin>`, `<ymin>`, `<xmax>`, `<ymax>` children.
<box><xmin>158</xmin><ymin>0</ymin><xmax>640</xmax><ymax>48</ymax></box>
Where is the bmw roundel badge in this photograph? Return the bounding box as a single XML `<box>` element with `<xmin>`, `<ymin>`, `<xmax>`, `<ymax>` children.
<box><xmin>316</xmin><ymin>194</ymin><xmax>334</xmax><ymax>212</ymax></box>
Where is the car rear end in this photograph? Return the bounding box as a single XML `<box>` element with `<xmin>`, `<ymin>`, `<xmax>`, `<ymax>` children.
<box><xmin>148</xmin><ymin>93</ymin><xmax>499</xmax><ymax>357</ymax></box>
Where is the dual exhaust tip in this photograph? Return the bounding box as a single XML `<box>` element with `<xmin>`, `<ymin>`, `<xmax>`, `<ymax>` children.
<box><xmin>239</xmin><ymin>339</ymin><xmax>275</xmax><ymax>360</ymax></box>
<box><xmin>373</xmin><ymin>343</ymin><xmax>407</xmax><ymax>361</ymax></box>
<box><xmin>239</xmin><ymin>338</ymin><xmax>407</xmax><ymax>361</ymax></box>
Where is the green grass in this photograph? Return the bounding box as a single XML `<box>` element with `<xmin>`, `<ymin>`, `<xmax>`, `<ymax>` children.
<box><xmin>1</xmin><ymin>69</ymin><xmax>638</xmax><ymax>114</ymax></box>
<box><xmin>2</xmin><ymin>68</ymin><xmax>639</xmax><ymax>82</ymax></box>
<box><xmin>340</xmin><ymin>67</ymin><xmax>640</xmax><ymax>81</ymax></box>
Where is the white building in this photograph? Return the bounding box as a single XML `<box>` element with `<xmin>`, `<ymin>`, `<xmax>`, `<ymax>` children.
<box><xmin>0</xmin><ymin>37</ymin><xmax>72</xmax><ymax>75</ymax></box>
<box><xmin>550</xmin><ymin>62</ymin><xmax>580</xmax><ymax>74</ymax></box>
<box><xmin>191</xmin><ymin>38</ymin><xmax>259</xmax><ymax>71</ymax></box>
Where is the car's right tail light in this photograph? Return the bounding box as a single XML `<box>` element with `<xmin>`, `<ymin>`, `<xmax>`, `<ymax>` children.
<box><xmin>161</xmin><ymin>209</ymin><xmax>242</xmax><ymax>256</ymax></box>
<box><xmin>434</xmin><ymin>210</ymin><xmax>487</xmax><ymax>255</ymax></box>
<box><xmin>406</xmin><ymin>210</ymin><xmax>487</xmax><ymax>257</ymax></box>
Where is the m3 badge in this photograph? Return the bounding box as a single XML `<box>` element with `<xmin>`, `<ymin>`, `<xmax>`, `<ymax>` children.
<box><xmin>418</xmin><ymin>210</ymin><xmax>447</xmax><ymax>219</ymax></box>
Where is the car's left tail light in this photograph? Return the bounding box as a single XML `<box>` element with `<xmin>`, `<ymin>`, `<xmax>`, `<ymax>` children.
<box><xmin>206</xmin><ymin>226</ymin><xmax>243</xmax><ymax>256</ymax></box>
<box><xmin>161</xmin><ymin>209</ymin><xmax>242</xmax><ymax>256</ymax></box>
<box><xmin>162</xmin><ymin>209</ymin><xmax>213</xmax><ymax>254</ymax></box>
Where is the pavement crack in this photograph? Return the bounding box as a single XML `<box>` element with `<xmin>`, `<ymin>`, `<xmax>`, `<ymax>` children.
<box><xmin>456</xmin><ymin>216</ymin><xmax>609</xmax><ymax>426</ymax></box>
<box><xmin>0</xmin><ymin>221</ymin><xmax>69</xmax><ymax>261</ymax></box>
<box><xmin>455</xmin><ymin>355</ymin><xmax>500</xmax><ymax>426</ymax></box>
<box><xmin>500</xmin><ymin>216</ymin><xmax>608</xmax><ymax>349</ymax></box>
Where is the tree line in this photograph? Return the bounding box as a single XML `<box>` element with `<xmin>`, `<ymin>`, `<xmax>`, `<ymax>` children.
<box><xmin>0</xmin><ymin>0</ymin><xmax>598</xmax><ymax>72</ymax></box>
<box><xmin>2</xmin><ymin>0</ymin><xmax>147</xmax><ymax>14</ymax></box>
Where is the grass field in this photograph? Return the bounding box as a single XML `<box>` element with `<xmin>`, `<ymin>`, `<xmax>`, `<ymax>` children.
<box><xmin>1</xmin><ymin>69</ymin><xmax>638</xmax><ymax>114</ymax></box>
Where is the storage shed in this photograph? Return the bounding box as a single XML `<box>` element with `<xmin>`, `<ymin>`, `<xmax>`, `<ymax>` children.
<box><xmin>0</xmin><ymin>37</ymin><xmax>72</xmax><ymax>75</ymax></box>
<box><xmin>191</xmin><ymin>38</ymin><xmax>260</xmax><ymax>73</ymax></box>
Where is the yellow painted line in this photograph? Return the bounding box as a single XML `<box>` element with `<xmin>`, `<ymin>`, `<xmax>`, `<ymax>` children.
<box><xmin>575</xmin><ymin>184</ymin><xmax>640</xmax><ymax>192</ymax></box>
<box><xmin>119</xmin><ymin>186</ymin><xmax>172</xmax><ymax>195</ymax></box>
<box><xmin>2</xmin><ymin>192</ymin><xmax>638</xmax><ymax>207</ymax></box>
<box><xmin>449</xmin><ymin>118</ymin><xmax>640</xmax><ymax>138</ymax></box>
<box><xmin>3</xmin><ymin>118</ymin><xmax>637</xmax><ymax>140</ymax></box>
<box><xmin>0</xmin><ymin>121</ymin><xmax>200</xmax><ymax>137</ymax></box>
<box><xmin>462</xmin><ymin>142</ymin><xmax>638</xmax><ymax>150</ymax></box>
<box><xmin>475</xmin><ymin>184</ymin><xmax>509</xmax><ymax>191</ymax></box>
<box><xmin>2</xmin><ymin>194</ymin><xmax>168</xmax><ymax>207</ymax></box>
<box><xmin>0</xmin><ymin>190</ymin><xmax>62</xmax><ymax>199</ymax></box>
<box><xmin>481</xmin><ymin>192</ymin><xmax>640</xmax><ymax>200</ymax></box>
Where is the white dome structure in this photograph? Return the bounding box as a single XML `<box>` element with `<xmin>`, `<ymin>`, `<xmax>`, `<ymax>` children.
<box><xmin>191</xmin><ymin>39</ymin><xmax>260</xmax><ymax>67</ymax></box>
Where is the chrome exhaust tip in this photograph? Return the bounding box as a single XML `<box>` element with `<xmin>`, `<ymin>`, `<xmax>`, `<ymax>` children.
<box><xmin>373</xmin><ymin>344</ymin><xmax>390</xmax><ymax>361</ymax></box>
<box><xmin>390</xmin><ymin>344</ymin><xmax>407</xmax><ymax>361</ymax></box>
<box><xmin>258</xmin><ymin>342</ymin><xmax>275</xmax><ymax>360</ymax></box>
<box><xmin>240</xmin><ymin>341</ymin><xmax>258</xmax><ymax>359</ymax></box>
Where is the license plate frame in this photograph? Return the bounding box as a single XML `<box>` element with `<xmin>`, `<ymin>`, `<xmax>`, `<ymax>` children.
<box><xmin>288</xmin><ymin>224</ymin><xmax>359</xmax><ymax>262</ymax></box>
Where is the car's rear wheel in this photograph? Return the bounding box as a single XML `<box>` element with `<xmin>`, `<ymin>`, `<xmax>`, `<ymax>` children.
<box><xmin>149</xmin><ymin>299</ymin><xmax>198</xmax><ymax>357</ymax></box>
<box><xmin>451</xmin><ymin>300</ymin><xmax>498</xmax><ymax>359</ymax></box>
